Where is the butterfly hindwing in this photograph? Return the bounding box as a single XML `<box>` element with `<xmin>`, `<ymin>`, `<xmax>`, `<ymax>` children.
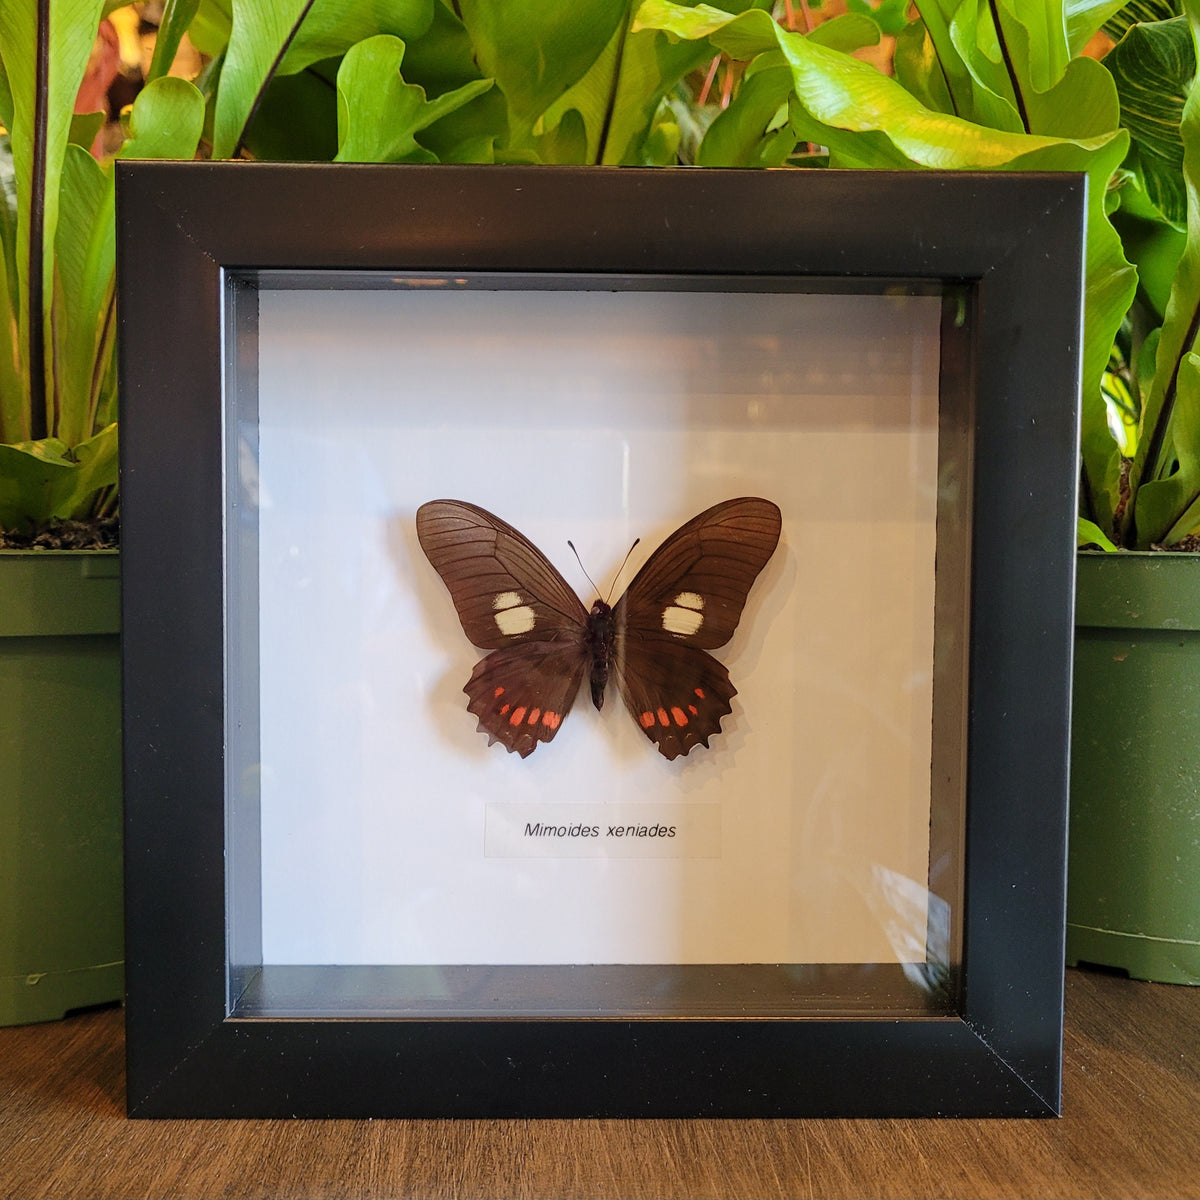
<box><xmin>616</xmin><ymin>634</ymin><xmax>738</xmax><ymax>761</ymax></box>
<box><xmin>614</xmin><ymin>497</ymin><xmax>782</xmax><ymax>651</ymax></box>
<box><xmin>464</xmin><ymin>640</ymin><xmax>590</xmax><ymax>758</ymax></box>
<box><xmin>416</xmin><ymin>499</ymin><xmax>589</xmax><ymax>649</ymax></box>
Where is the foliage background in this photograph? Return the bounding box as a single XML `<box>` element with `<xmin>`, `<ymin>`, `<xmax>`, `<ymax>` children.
<box><xmin>1</xmin><ymin>0</ymin><xmax>1197</xmax><ymax>548</ymax></box>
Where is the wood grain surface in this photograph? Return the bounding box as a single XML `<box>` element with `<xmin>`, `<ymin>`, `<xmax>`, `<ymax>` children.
<box><xmin>1</xmin><ymin>968</ymin><xmax>1197</xmax><ymax>1199</ymax></box>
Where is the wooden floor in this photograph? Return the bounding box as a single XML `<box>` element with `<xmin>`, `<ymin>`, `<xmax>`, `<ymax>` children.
<box><xmin>1</xmin><ymin>967</ymin><xmax>1197</xmax><ymax>1199</ymax></box>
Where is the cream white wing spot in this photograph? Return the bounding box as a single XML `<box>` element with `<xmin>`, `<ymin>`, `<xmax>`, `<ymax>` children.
<box><xmin>662</xmin><ymin>591</ymin><xmax>705</xmax><ymax>636</ymax></box>
<box><xmin>492</xmin><ymin>591</ymin><xmax>536</xmax><ymax>637</ymax></box>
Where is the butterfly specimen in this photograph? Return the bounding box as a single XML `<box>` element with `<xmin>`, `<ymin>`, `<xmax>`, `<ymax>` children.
<box><xmin>415</xmin><ymin>497</ymin><xmax>782</xmax><ymax>760</ymax></box>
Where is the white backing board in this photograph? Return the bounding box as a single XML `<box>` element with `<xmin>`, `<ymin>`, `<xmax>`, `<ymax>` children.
<box><xmin>249</xmin><ymin>284</ymin><xmax>942</xmax><ymax>966</ymax></box>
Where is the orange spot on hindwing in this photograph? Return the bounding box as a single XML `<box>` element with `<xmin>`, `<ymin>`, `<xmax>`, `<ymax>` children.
<box><xmin>670</xmin><ymin>706</ymin><xmax>688</xmax><ymax>726</ymax></box>
<box><xmin>639</xmin><ymin>711</ymin><xmax>656</xmax><ymax>729</ymax></box>
<box><xmin>542</xmin><ymin>711</ymin><xmax>561</xmax><ymax>729</ymax></box>
<box><xmin>657</xmin><ymin>708</ymin><xmax>670</xmax><ymax>727</ymax></box>
<box><xmin>493</xmin><ymin>686</ymin><xmax>505</xmax><ymax>698</ymax></box>
<box><xmin>509</xmin><ymin>706</ymin><xmax>527</xmax><ymax>726</ymax></box>
<box><xmin>693</xmin><ymin>687</ymin><xmax>706</xmax><ymax>700</ymax></box>
<box><xmin>527</xmin><ymin>708</ymin><xmax>541</xmax><ymax>725</ymax></box>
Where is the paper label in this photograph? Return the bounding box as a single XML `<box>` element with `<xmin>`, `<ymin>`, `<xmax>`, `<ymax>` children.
<box><xmin>484</xmin><ymin>802</ymin><xmax>721</xmax><ymax>858</ymax></box>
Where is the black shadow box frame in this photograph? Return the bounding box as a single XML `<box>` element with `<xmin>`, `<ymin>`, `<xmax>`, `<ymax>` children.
<box><xmin>117</xmin><ymin>163</ymin><xmax>1083</xmax><ymax>1118</ymax></box>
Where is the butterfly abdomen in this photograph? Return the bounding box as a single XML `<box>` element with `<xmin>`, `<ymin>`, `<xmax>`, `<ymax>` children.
<box><xmin>586</xmin><ymin>600</ymin><xmax>616</xmax><ymax>710</ymax></box>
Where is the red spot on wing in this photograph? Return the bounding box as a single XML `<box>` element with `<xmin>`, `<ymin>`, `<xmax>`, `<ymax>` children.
<box><xmin>639</xmin><ymin>711</ymin><xmax>656</xmax><ymax>729</ymax></box>
<box><xmin>542</xmin><ymin>711</ymin><xmax>561</xmax><ymax>729</ymax></box>
<box><xmin>670</xmin><ymin>706</ymin><xmax>688</xmax><ymax>726</ymax></box>
<box><xmin>694</xmin><ymin>687</ymin><xmax>706</xmax><ymax>700</ymax></box>
<box><xmin>499</xmin><ymin>703</ymin><xmax>510</xmax><ymax>715</ymax></box>
<box><xmin>509</xmin><ymin>706</ymin><xmax>527</xmax><ymax>726</ymax></box>
<box><xmin>528</xmin><ymin>707</ymin><xmax>541</xmax><ymax>725</ymax></box>
<box><xmin>688</xmin><ymin>704</ymin><xmax>698</xmax><ymax>716</ymax></box>
<box><xmin>657</xmin><ymin>708</ymin><xmax>670</xmax><ymax>727</ymax></box>
<box><xmin>493</xmin><ymin>686</ymin><xmax>505</xmax><ymax>698</ymax></box>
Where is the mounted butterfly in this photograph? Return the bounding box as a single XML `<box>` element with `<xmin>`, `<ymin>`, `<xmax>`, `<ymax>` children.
<box><xmin>415</xmin><ymin>497</ymin><xmax>782</xmax><ymax>760</ymax></box>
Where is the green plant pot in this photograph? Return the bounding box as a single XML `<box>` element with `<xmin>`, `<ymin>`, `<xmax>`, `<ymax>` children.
<box><xmin>1068</xmin><ymin>551</ymin><xmax>1200</xmax><ymax>985</ymax></box>
<box><xmin>0</xmin><ymin>550</ymin><xmax>123</xmax><ymax>1024</ymax></box>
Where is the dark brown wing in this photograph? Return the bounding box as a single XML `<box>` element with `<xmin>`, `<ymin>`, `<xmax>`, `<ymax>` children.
<box><xmin>416</xmin><ymin>499</ymin><xmax>589</xmax><ymax>649</ymax></box>
<box><xmin>615</xmin><ymin>635</ymin><xmax>738</xmax><ymax>761</ymax></box>
<box><xmin>416</xmin><ymin>500</ymin><xmax>592</xmax><ymax>757</ymax></box>
<box><xmin>464</xmin><ymin>641</ymin><xmax>590</xmax><ymax>758</ymax></box>
<box><xmin>612</xmin><ymin>497</ymin><xmax>780</xmax><ymax>759</ymax></box>
<box><xmin>612</xmin><ymin>497</ymin><xmax>781</xmax><ymax>650</ymax></box>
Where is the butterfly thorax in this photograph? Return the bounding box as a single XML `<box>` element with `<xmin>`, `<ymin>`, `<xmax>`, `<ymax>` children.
<box><xmin>586</xmin><ymin>599</ymin><xmax>617</xmax><ymax>710</ymax></box>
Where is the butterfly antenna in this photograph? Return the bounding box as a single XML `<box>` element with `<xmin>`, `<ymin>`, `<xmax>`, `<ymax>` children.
<box><xmin>605</xmin><ymin>538</ymin><xmax>641</xmax><ymax>604</ymax></box>
<box><xmin>567</xmin><ymin>537</ymin><xmax>642</xmax><ymax>603</ymax></box>
<box><xmin>567</xmin><ymin>540</ymin><xmax>603</xmax><ymax>601</ymax></box>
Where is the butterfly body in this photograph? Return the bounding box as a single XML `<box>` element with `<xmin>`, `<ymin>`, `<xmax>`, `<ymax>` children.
<box><xmin>416</xmin><ymin>497</ymin><xmax>781</xmax><ymax>760</ymax></box>
<box><xmin>585</xmin><ymin>599</ymin><xmax>615</xmax><ymax>710</ymax></box>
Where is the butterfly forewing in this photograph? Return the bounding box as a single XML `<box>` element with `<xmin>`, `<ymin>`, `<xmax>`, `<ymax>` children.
<box><xmin>416</xmin><ymin>500</ymin><xmax>589</xmax><ymax>649</ymax></box>
<box><xmin>614</xmin><ymin>497</ymin><xmax>782</xmax><ymax>650</ymax></box>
